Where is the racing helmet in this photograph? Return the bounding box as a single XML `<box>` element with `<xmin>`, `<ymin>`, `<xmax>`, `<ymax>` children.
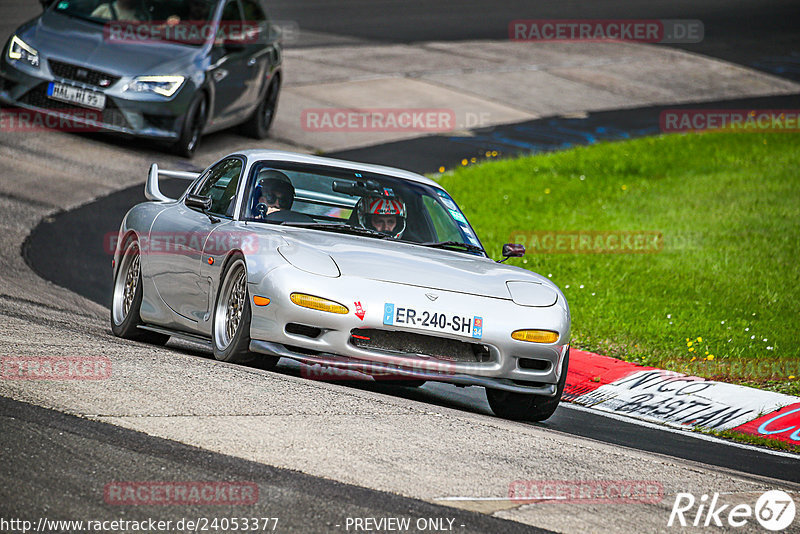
<box><xmin>255</xmin><ymin>170</ymin><xmax>294</xmax><ymax>210</ymax></box>
<box><xmin>356</xmin><ymin>195</ymin><xmax>407</xmax><ymax>238</ymax></box>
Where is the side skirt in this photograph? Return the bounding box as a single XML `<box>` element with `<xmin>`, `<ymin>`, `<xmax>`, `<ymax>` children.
<box><xmin>138</xmin><ymin>324</ymin><xmax>212</xmax><ymax>347</ymax></box>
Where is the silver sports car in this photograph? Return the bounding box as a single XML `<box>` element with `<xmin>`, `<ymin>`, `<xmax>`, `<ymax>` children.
<box><xmin>110</xmin><ymin>150</ymin><xmax>571</xmax><ymax>421</ymax></box>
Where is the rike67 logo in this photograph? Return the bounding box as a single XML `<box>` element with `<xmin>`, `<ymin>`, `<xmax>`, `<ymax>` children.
<box><xmin>668</xmin><ymin>490</ymin><xmax>796</xmax><ymax>531</ymax></box>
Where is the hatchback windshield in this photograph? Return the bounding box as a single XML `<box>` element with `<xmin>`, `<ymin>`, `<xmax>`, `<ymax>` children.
<box><xmin>52</xmin><ymin>0</ymin><xmax>272</xmax><ymax>46</ymax></box>
<box><xmin>53</xmin><ymin>0</ymin><xmax>215</xmax><ymax>23</ymax></box>
<box><xmin>241</xmin><ymin>162</ymin><xmax>485</xmax><ymax>255</ymax></box>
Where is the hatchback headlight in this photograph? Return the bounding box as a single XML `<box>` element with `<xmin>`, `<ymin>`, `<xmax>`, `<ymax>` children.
<box><xmin>127</xmin><ymin>75</ymin><xmax>185</xmax><ymax>97</ymax></box>
<box><xmin>8</xmin><ymin>35</ymin><xmax>39</xmax><ymax>69</ymax></box>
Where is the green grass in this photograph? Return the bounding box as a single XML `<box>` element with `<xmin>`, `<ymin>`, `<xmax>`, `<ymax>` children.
<box><xmin>697</xmin><ymin>428</ymin><xmax>800</xmax><ymax>454</ymax></box>
<box><xmin>434</xmin><ymin>132</ymin><xmax>800</xmax><ymax>396</ymax></box>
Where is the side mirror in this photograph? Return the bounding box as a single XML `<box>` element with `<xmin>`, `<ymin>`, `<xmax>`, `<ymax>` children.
<box><xmin>499</xmin><ymin>243</ymin><xmax>525</xmax><ymax>262</ymax></box>
<box><xmin>185</xmin><ymin>194</ymin><xmax>212</xmax><ymax>211</ymax></box>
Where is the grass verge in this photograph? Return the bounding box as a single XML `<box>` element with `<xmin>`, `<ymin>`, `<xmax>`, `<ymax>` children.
<box><xmin>436</xmin><ymin>131</ymin><xmax>800</xmax><ymax>396</ymax></box>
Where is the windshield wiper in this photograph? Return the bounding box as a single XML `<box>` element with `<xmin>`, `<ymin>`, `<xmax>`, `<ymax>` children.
<box><xmin>417</xmin><ymin>240</ymin><xmax>484</xmax><ymax>253</ymax></box>
<box><xmin>280</xmin><ymin>222</ymin><xmax>391</xmax><ymax>239</ymax></box>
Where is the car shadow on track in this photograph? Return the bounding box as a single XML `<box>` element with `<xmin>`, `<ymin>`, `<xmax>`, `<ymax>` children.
<box><xmin>162</xmin><ymin>335</ymin><xmax>502</xmax><ymax>419</ymax></box>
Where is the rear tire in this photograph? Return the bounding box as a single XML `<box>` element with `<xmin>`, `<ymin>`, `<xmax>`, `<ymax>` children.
<box><xmin>486</xmin><ymin>349</ymin><xmax>570</xmax><ymax>422</ymax></box>
<box><xmin>110</xmin><ymin>238</ymin><xmax>170</xmax><ymax>345</ymax></box>
<box><xmin>241</xmin><ymin>76</ymin><xmax>280</xmax><ymax>139</ymax></box>
<box><xmin>212</xmin><ymin>254</ymin><xmax>278</xmax><ymax>370</ymax></box>
<box><xmin>172</xmin><ymin>92</ymin><xmax>207</xmax><ymax>158</ymax></box>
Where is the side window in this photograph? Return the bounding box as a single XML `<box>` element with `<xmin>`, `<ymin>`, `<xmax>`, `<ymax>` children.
<box><xmin>423</xmin><ymin>196</ymin><xmax>463</xmax><ymax>242</ymax></box>
<box><xmin>221</xmin><ymin>0</ymin><xmax>243</xmax><ymax>22</ymax></box>
<box><xmin>193</xmin><ymin>158</ymin><xmax>244</xmax><ymax>217</ymax></box>
<box><xmin>241</xmin><ymin>0</ymin><xmax>266</xmax><ymax>22</ymax></box>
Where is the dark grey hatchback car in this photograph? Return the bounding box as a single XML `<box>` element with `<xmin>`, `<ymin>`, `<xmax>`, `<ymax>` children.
<box><xmin>0</xmin><ymin>0</ymin><xmax>282</xmax><ymax>156</ymax></box>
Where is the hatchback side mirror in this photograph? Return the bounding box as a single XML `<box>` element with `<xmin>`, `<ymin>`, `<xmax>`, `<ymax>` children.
<box><xmin>499</xmin><ymin>243</ymin><xmax>525</xmax><ymax>262</ymax></box>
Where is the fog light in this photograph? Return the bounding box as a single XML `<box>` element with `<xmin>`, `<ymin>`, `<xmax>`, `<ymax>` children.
<box><xmin>511</xmin><ymin>329</ymin><xmax>559</xmax><ymax>343</ymax></box>
<box><xmin>290</xmin><ymin>293</ymin><xmax>348</xmax><ymax>314</ymax></box>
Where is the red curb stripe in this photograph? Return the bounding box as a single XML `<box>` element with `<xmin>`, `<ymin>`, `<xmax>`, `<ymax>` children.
<box><xmin>563</xmin><ymin>349</ymin><xmax>651</xmax><ymax>401</ymax></box>
<box><xmin>731</xmin><ymin>402</ymin><xmax>800</xmax><ymax>445</ymax></box>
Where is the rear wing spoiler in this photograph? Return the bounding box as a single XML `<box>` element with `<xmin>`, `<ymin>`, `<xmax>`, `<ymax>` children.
<box><xmin>145</xmin><ymin>163</ymin><xmax>201</xmax><ymax>202</ymax></box>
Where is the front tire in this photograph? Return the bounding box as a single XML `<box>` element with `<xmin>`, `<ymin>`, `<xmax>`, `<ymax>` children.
<box><xmin>212</xmin><ymin>255</ymin><xmax>278</xmax><ymax>370</ymax></box>
<box><xmin>172</xmin><ymin>92</ymin><xmax>207</xmax><ymax>158</ymax></box>
<box><xmin>486</xmin><ymin>349</ymin><xmax>570</xmax><ymax>422</ymax></box>
<box><xmin>241</xmin><ymin>76</ymin><xmax>280</xmax><ymax>139</ymax></box>
<box><xmin>110</xmin><ymin>239</ymin><xmax>169</xmax><ymax>345</ymax></box>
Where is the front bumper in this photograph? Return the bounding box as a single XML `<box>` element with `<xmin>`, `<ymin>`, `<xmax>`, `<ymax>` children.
<box><xmin>0</xmin><ymin>56</ymin><xmax>192</xmax><ymax>140</ymax></box>
<box><xmin>247</xmin><ymin>265</ymin><xmax>571</xmax><ymax>395</ymax></box>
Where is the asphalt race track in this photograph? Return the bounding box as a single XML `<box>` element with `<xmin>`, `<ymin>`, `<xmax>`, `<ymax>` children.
<box><xmin>2</xmin><ymin>1</ymin><xmax>800</xmax><ymax>533</ymax></box>
<box><xmin>266</xmin><ymin>0</ymin><xmax>800</xmax><ymax>81</ymax></box>
<box><xmin>20</xmin><ymin>108</ymin><xmax>800</xmax><ymax>484</ymax></box>
<box><xmin>0</xmin><ymin>395</ymin><xmax>547</xmax><ymax>534</ymax></box>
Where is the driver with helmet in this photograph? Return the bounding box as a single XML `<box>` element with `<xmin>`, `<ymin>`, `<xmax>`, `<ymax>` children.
<box><xmin>252</xmin><ymin>170</ymin><xmax>295</xmax><ymax>219</ymax></box>
<box><xmin>356</xmin><ymin>195</ymin><xmax>407</xmax><ymax>239</ymax></box>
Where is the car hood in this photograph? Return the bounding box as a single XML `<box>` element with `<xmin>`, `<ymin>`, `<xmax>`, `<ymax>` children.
<box><xmin>279</xmin><ymin>228</ymin><xmax>556</xmax><ymax>300</ymax></box>
<box><xmin>22</xmin><ymin>11</ymin><xmax>199</xmax><ymax>75</ymax></box>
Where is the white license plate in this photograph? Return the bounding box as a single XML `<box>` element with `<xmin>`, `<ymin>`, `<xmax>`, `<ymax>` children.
<box><xmin>383</xmin><ymin>303</ymin><xmax>483</xmax><ymax>339</ymax></box>
<box><xmin>47</xmin><ymin>82</ymin><xmax>106</xmax><ymax>110</ymax></box>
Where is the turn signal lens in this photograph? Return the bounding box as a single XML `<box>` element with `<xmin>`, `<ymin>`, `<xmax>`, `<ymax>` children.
<box><xmin>511</xmin><ymin>329</ymin><xmax>559</xmax><ymax>343</ymax></box>
<box><xmin>290</xmin><ymin>293</ymin><xmax>348</xmax><ymax>314</ymax></box>
<box><xmin>253</xmin><ymin>296</ymin><xmax>270</xmax><ymax>306</ymax></box>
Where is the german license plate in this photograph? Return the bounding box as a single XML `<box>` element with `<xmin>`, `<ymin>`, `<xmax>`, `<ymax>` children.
<box><xmin>47</xmin><ymin>82</ymin><xmax>106</xmax><ymax>110</ymax></box>
<box><xmin>383</xmin><ymin>303</ymin><xmax>483</xmax><ymax>339</ymax></box>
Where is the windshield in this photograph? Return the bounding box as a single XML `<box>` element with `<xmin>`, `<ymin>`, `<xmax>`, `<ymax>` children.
<box><xmin>241</xmin><ymin>161</ymin><xmax>485</xmax><ymax>255</ymax></box>
<box><xmin>51</xmin><ymin>0</ymin><xmax>224</xmax><ymax>45</ymax></box>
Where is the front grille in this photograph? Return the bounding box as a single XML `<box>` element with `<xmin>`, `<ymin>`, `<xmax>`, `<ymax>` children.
<box><xmin>48</xmin><ymin>59</ymin><xmax>120</xmax><ymax>88</ymax></box>
<box><xmin>350</xmin><ymin>328</ymin><xmax>491</xmax><ymax>363</ymax></box>
<box><xmin>18</xmin><ymin>83</ymin><xmax>131</xmax><ymax>130</ymax></box>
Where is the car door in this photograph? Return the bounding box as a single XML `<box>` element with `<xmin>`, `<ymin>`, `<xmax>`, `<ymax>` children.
<box><xmin>149</xmin><ymin>157</ymin><xmax>244</xmax><ymax>329</ymax></box>
<box><xmin>239</xmin><ymin>0</ymin><xmax>276</xmax><ymax>103</ymax></box>
<box><xmin>208</xmin><ymin>0</ymin><xmax>262</xmax><ymax>123</ymax></box>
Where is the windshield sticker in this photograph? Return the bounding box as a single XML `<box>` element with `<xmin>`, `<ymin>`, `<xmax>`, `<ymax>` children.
<box><xmin>449</xmin><ymin>209</ymin><xmax>467</xmax><ymax>224</ymax></box>
<box><xmin>461</xmin><ymin>225</ymin><xmax>480</xmax><ymax>245</ymax></box>
<box><xmin>57</xmin><ymin>1</ymin><xmax>69</xmax><ymax>8</ymax></box>
<box><xmin>438</xmin><ymin>193</ymin><xmax>458</xmax><ymax>210</ymax></box>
